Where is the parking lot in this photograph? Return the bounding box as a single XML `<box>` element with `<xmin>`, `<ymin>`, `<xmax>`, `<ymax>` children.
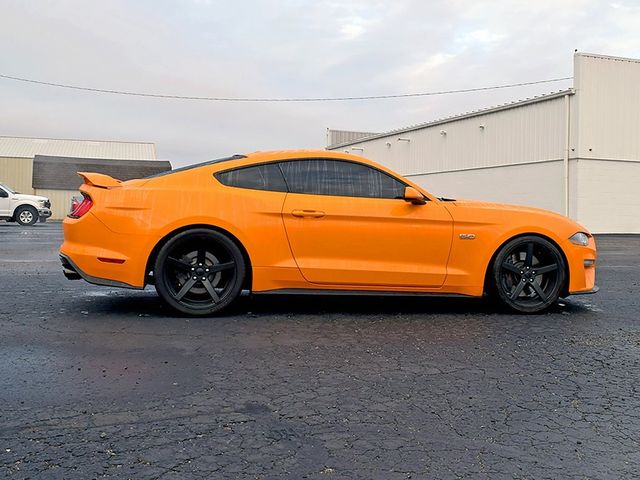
<box><xmin>0</xmin><ymin>222</ymin><xmax>638</xmax><ymax>479</ymax></box>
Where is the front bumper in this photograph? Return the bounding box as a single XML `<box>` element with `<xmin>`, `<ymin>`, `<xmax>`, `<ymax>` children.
<box><xmin>566</xmin><ymin>235</ymin><xmax>597</xmax><ymax>295</ymax></box>
<box><xmin>570</xmin><ymin>285</ymin><xmax>599</xmax><ymax>295</ymax></box>
<box><xmin>38</xmin><ymin>208</ymin><xmax>52</xmax><ymax>220</ymax></box>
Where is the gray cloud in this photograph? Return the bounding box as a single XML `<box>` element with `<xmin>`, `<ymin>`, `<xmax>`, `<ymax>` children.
<box><xmin>0</xmin><ymin>0</ymin><xmax>638</xmax><ymax>165</ymax></box>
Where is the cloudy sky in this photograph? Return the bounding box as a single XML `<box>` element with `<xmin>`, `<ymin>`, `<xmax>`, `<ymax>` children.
<box><xmin>1</xmin><ymin>0</ymin><xmax>639</xmax><ymax>166</ymax></box>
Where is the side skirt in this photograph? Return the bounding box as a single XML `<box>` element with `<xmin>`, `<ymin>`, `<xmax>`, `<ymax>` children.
<box><xmin>252</xmin><ymin>288</ymin><xmax>477</xmax><ymax>298</ymax></box>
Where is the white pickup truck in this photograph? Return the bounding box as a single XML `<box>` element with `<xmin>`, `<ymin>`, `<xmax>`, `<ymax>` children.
<box><xmin>0</xmin><ymin>183</ymin><xmax>52</xmax><ymax>226</ymax></box>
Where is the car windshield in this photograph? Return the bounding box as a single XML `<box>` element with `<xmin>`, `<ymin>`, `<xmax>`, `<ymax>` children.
<box><xmin>0</xmin><ymin>183</ymin><xmax>16</xmax><ymax>194</ymax></box>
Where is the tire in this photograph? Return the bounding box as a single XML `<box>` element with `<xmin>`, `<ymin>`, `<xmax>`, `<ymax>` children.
<box><xmin>154</xmin><ymin>229</ymin><xmax>246</xmax><ymax>316</ymax></box>
<box><xmin>15</xmin><ymin>205</ymin><xmax>38</xmax><ymax>226</ymax></box>
<box><xmin>491</xmin><ymin>235</ymin><xmax>566</xmax><ymax>313</ymax></box>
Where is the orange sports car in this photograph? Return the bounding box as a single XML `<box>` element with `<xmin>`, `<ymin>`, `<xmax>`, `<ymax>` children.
<box><xmin>60</xmin><ymin>150</ymin><xmax>597</xmax><ymax>315</ymax></box>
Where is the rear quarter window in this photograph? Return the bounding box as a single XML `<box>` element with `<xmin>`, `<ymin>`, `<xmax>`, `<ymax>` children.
<box><xmin>215</xmin><ymin>163</ymin><xmax>287</xmax><ymax>192</ymax></box>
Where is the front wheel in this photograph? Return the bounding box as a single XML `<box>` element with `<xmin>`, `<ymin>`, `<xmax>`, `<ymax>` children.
<box><xmin>491</xmin><ymin>236</ymin><xmax>566</xmax><ymax>313</ymax></box>
<box><xmin>154</xmin><ymin>229</ymin><xmax>246</xmax><ymax>316</ymax></box>
<box><xmin>15</xmin><ymin>205</ymin><xmax>38</xmax><ymax>226</ymax></box>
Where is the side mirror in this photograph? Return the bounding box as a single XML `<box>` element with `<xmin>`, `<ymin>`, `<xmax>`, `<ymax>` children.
<box><xmin>403</xmin><ymin>186</ymin><xmax>427</xmax><ymax>205</ymax></box>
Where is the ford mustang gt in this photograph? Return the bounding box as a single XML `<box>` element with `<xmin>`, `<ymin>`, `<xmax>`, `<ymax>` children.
<box><xmin>60</xmin><ymin>150</ymin><xmax>597</xmax><ymax>315</ymax></box>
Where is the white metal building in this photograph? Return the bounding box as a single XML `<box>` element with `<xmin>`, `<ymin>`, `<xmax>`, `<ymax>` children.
<box><xmin>0</xmin><ymin>136</ymin><xmax>159</xmax><ymax>220</ymax></box>
<box><xmin>327</xmin><ymin>53</ymin><xmax>640</xmax><ymax>233</ymax></box>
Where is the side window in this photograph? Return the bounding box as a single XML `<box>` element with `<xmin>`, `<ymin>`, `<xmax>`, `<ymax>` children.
<box><xmin>0</xmin><ymin>189</ymin><xmax>7</xmax><ymax>198</ymax></box>
<box><xmin>279</xmin><ymin>159</ymin><xmax>406</xmax><ymax>199</ymax></box>
<box><xmin>215</xmin><ymin>163</ymin><xmax>287</xmax><ymax>192</ymax></box>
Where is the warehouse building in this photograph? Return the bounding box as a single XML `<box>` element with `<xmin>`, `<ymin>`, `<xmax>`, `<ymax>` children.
<box><xmin>327</xmin><ymin>52</ymin><xmax>640</xmax><ymax>233</ymax></box>
<box><xmin>0</xmin><ymin>136</ymin><xmax>170</xmax><ymax>219</ymax></box>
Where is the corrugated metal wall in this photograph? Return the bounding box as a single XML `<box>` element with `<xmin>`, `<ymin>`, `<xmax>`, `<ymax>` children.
<box><xmin>0</xmin><ymin>137</ymin><xmax>156</xmax><ymax>160</ymax></box>
<box><xmin>0</xmin><ymin>157</ymin><xmax>34</xmax><ymax>194</ymax></box>
<box><xmin>327</xmin><ymin>129</ymin><xmax>378</xmax><ymax>148</ymax></box>
<box><xmin>574</xmin><ymin>54</ymin><xmax>640</xmax><ymax>161</ymax></box>
<box><xmin>574</xmin><ymin>159</ymin><xmax>640</xmax><ymax>233</ymax></box>
<box><xmin>336</xmin><ymin>96</ymin><xmax>567</xmax><ymax>176</ymax></box>
<box><xmin>410</xmin><ymin>160</ymin><xmax>565</xmax><ymax>214</ymax></box>
<box><xmin>572</xmin><ymin>53</ymin><xmax>640</xmax><ymax>233</ymax></box>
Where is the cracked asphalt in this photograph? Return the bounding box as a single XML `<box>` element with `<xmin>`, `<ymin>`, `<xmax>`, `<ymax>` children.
<box><xmin>0</xmin><ymin>222</ymin><xmax>639</xmax><ymax>479</ymax></box>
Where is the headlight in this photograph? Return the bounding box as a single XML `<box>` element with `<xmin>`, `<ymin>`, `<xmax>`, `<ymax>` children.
<box><xmin>38</xmin><ymin>200</ymin><xmax>46</xmax><ymax>206</ymax></box>
<box><xmin>569</xmin><ymin>232</ymin><xmax>590</xmax><ymax>246</ymax></box>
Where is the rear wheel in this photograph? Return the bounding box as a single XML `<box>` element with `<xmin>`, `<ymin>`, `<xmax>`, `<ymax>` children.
<box><xmin>15</xmin><ymin>205</ymin><xmax>38</xmax><ymax>226</ymax></box>
<box><xmin>154</xmin><ymin>229</ymin><xmax>245</xmax><ymax>316</ymax></box>
<box><xmin>491</xmin><ymin>236</ymin><xmax>565</xmax><ymax>313</ymax></box>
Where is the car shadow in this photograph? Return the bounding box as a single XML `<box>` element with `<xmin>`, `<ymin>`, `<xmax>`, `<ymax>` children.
<box><xmin>246</xmin><ymin>294</ymin><xmax>492</xmax><ymax>315</ymax></box>
<box><xmin>67</xmin><ymin>288</ymin><xmax>593</xmax><ymax>319</ymax></box>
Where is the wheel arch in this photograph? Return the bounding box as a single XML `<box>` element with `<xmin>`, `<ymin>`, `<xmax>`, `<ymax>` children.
<box><xmin>145</xmin><ymin>224</ymin><xmax>253</xmax><ymax>290</ymax></box>
<box><xmin>14</xmin><ymin>202</ymin><xmax>39</xmax><ymax>213</ymax></box>
<box><xmin>482</xmin><ymin>232</ymin><xmax>570</xmax><ymax>297</ymax></box>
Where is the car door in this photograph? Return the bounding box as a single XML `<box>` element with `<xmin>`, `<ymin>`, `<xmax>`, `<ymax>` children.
<box><xmin>279</xmin><ymin>159</ymin><xmax>453</xmax><ymax>288</ymax></box>
<box><xmin>0</xmin><ymin>186</ymin><xmax>10</xmax><ymax>217</ymax></box>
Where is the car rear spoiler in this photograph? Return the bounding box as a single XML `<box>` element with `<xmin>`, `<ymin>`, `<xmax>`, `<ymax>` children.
<box><xmin>77</xmin><ymin>172</ymin><xmax>122</xmax><ymax>188</ymax></box>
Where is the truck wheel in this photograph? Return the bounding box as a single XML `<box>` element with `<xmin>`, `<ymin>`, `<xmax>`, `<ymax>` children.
<box><xmin>15</xmin><ymin>205</ymin><xmax>38</xmax><ymax>226</ymax></box>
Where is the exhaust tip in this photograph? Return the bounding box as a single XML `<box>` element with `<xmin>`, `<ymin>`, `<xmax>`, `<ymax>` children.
<box><xmin>60</xmin><ymin>254</ymin><xmax>81</xmax><ymax>280</ymax></box>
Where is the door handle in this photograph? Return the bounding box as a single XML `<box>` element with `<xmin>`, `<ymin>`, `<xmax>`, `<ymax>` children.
<box><xmin>291</xmin><ymin>209</ymin><xmax>325</xmax><ymax>218</ymax></box>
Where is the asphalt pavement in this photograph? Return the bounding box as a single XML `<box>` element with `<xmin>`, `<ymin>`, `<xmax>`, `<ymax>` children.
<box><xmin>0</xmin><ymin>222</ymin><xmax>639</xmax><ymax>479</ymax></box>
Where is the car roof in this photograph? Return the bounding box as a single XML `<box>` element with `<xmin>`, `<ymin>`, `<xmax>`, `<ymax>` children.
<box><xmin>148</xmin><ymin>150</ymin><xmax>409</xmax><ymax>188</ymax></box>
<box><xmin>218</xmin><ymin>149</ymin><xmax>388</xmax><ymax>171</ymax></box>
<box><xmin>245</xmin><ymin>149</ymin><xmax>365</xmax><ymax>162</ymax></box>
<box><xmin>149</xmin><ymin>150</ymin><xmax>376</xmax><ymax>179</ymax></box>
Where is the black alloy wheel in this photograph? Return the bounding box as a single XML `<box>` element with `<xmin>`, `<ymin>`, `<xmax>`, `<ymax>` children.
<box><xmin>492</xmin><ymin>235</ymin><xmax>566</xmax><ymax>313</ymax></box>
<box><xmin>154</xmin><ymin>229</ymin><xmax>245</xmax><ymax>316</ymax></box>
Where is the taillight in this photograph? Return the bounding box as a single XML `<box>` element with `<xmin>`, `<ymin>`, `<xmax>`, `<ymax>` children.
<box><xmin>69</xmin><ymin>194</ymin><xmax>93</xmax><ymax>218</ymax></box>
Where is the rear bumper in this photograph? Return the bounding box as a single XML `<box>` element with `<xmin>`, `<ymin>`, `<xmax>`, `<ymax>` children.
<box><xmin>60</xmin><ymin>253</ymin><xmax>143</xmax><ymax>289</ymax></box>
<box><xmin>60</xmin><ymin>213</ymin><xmax>152</xmax><ymax>288</ymax></box>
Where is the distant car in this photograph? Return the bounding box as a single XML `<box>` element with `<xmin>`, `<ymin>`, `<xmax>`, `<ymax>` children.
<box><xmin>0</xmin><ymin>182</ymin><xmax>51</xmax><ymax>226</ymax></box>
<box><xmin>60</xmin><ymin>150</ymin><xmax>597</xmax><ymax>316</ymax></box>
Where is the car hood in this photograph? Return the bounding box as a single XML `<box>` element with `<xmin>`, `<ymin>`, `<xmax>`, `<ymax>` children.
<box><xmin>443</xmin><ymin>199</ymin><xmax>590</xmax><ymax>233</ymax></box>
<box><xmin>13</xmin><ymin>193</ymin><xmax>49</xmax><ymax>202</ymax></box>
<box><xmin>446</xmin><ymin>199</ymin><xmax>560</xmax><ymax>214</ymax></box>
